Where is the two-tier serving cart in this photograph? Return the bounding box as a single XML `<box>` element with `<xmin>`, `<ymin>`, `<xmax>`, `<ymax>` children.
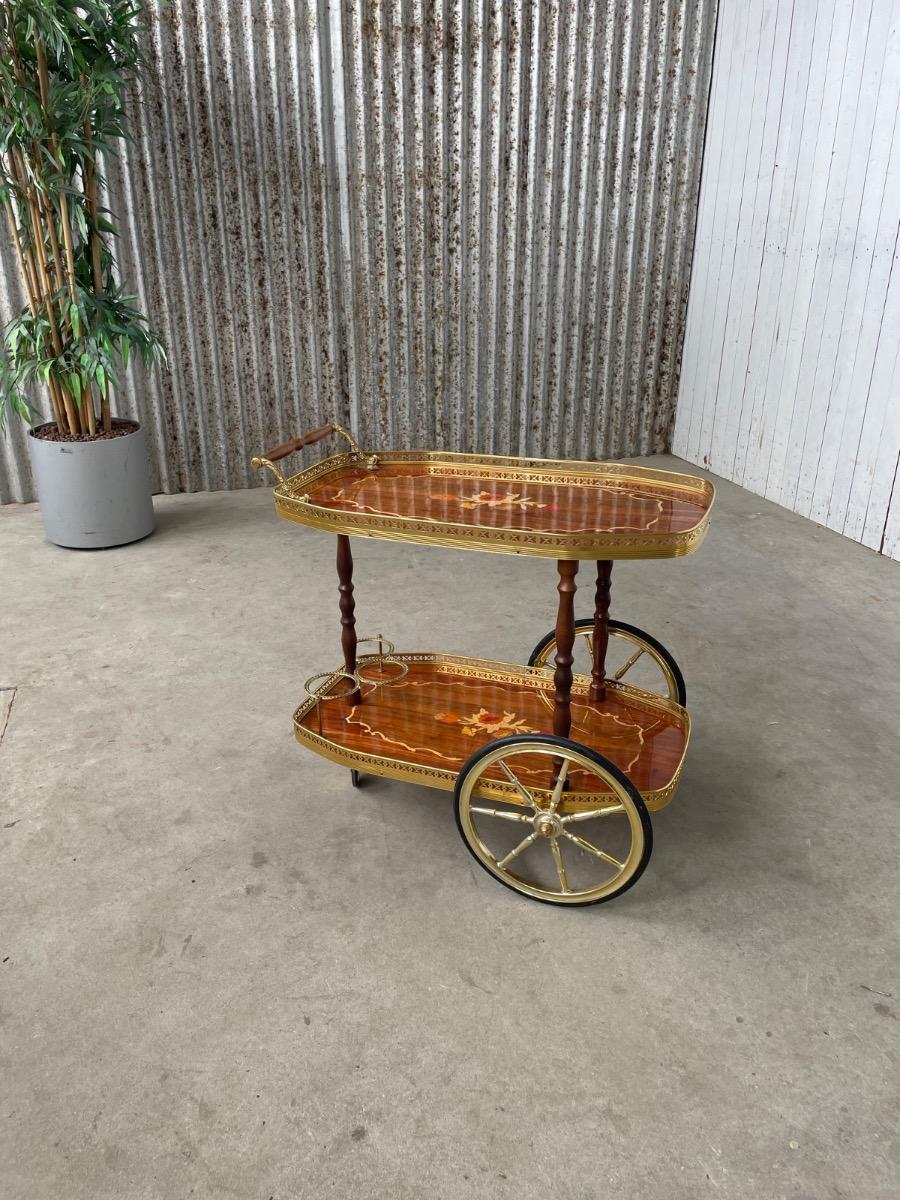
<box><xmin>253</xmin><ymin>424</ymin><xmax>714</xmax><ymax>906</ymax></box>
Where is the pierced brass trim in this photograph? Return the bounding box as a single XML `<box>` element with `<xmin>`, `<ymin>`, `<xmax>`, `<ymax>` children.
<box><xmin>270</xmin><ymin>451</ymin><xmax>714</xmax><ymax>560</ymax></box>
<box><xmin>291</xmin><ymin>651</ymin><xmax>690</xmax><ymax>813</ymax></box>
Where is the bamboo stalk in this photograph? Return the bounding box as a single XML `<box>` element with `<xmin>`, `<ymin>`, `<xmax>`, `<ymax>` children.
<box><xmin>62</xmin><ymin>390</ymin><xmax>80</xmax><ymax>437</ymax></box>
<box><xmin>0</xmin><ymin>66</ymin><xmax>43</xmax><ymax>309</ymax></box>
<box><xmin>78</xmin><ymin>384</ymin><xmax>91</xmax><ymax>434</ymax></box>
<box><xmin>35</xmin><ymin>192</ymin><xmax>87</xmax><ymax>429</ymax></box>
<box><xmin>47</xmin><ymin>378</ymin><xmax>68</xmax><ymax>432</ymax></box>
<box><xmin>33</xmin><ymin>34</ymin><xmax>94</xmax><ymax>434</ymax></box>
<box><xmin>7</xmin><ymin>151</ymin><xmax>48</xmax><ymax>330</ymax></box>
<box><xmin>54</xmin><ymin>181</ymin><xmax>91</xmax><ymax>431</ymax></box>
<box><xmin>40</xmin><ymin>189</ymin><xmax>66</xmax><ymax>293</ymax></box>
<box><xmin>35</xmin><ymin>38</ymin><xmax>78</xmax><ymax>304</ymax></box>
<box><xmin>2</xmin><ymin>4</ymin><xmax>70</xmax><ymax>432</ymax></box>
<box><xmin>12</xmin><ymin>149</ymin><xmax>80</xmax><ymax>435</ymax></box>
<box><xmin>83</xmin><ymin>148</ymin><xmax>103</xmax><ymax>293</ymax></box>
<box><xmin>19</xmin><ymin>163</ymin><xmax>57</xmax><ymax>324</ymax></box>
<box><xmin>48</xmin><ymin>177</ymin><xmax>86</xmax><ymax>430</ymax></box>
<box><xmin>98</xmin><ymin>384</ymin><xmax>110</xmax><ymax>434</ymax></box>
<box><xmin>2</xmin><ymin>186</ymin><xmax>66</xmax><ymax>430</ymax></box>
<box><xmin>14</xmin><ymin>161</ymin><xmax>55</xmax><ymax>328</ymax></box>
<box><xmin>56</xmin><ymin>184</ymin><xmax>78</xmax><ymax>296</ymax></box>
<box><xmin>33</xmin><ymin>32</ymin><xmax>50</xmax><ymax>107</ymax></box>
<box><xmin>81</xmin><ymin>364</ymin><xmax>96</xmax><ymax>433</ymax></box>
<box><xmin>16</xmin><ymin>217</ymin><xmax>47</xmax><ymax>334</ymax></box>
<box><xmin>81</xmin><ymin>122</ymin><xmax>109</xmax><ymax>433</ymax></box>
<box><xmin>2</xmin><ymin>191</ymin><xmax>39</xmax><ymax>318</ymax></box>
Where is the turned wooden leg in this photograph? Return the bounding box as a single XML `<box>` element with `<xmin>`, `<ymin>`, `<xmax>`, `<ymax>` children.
<box><xmin>336</xmin><ymin>534</ymin><xmax>360</xmax><ymax>703</ymax></box>
<box><xmin>590</xmin><ymin>560</ymin><xmax>612</xmax><ymax>703</ymax></box>
<box><xmin>553</xmin><ymin>560</ymin><xmax>578</xmax><ymax>739</ymax></box>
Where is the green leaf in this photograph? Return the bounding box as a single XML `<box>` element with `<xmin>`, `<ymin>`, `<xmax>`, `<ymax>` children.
<box><xmin>0</xmin><ymin>0</ymin><xmax>162</xmax><ymax>429</ymax></box>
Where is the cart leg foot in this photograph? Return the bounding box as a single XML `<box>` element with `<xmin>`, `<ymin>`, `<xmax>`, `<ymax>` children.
<box><xmin>350</xmin><ymin>769</ymin><xmax>362</xmax><ymax>789</ymax></box>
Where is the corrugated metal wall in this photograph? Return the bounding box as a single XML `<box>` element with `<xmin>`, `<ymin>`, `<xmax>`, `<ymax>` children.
<box><xmin>675</xmin><ymin>0</ymin><xmax>900</xmax><ymax>560</ymax></box>
<box><xmin>1</xmin><ymin>0</ymin><xmax>717</xmax><ymax>504</ymax></box>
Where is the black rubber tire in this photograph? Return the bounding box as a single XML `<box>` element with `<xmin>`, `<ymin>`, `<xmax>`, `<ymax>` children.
<box><xmin>453</xmin><ymin>733</ymin><xmax>653</xmax><ymax>907</ymax></box>
<box><xmin>350</xmin><ymin>769</ymin><xmax>362</xmax><ymax>788</ymax></box>
<box><xmin>527</xmin><ymin>617</ymin><xmax>687</xmax><ymax>706</ymax></box>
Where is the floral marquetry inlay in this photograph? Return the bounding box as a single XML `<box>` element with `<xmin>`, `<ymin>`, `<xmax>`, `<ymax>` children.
<box><xmin>293</xmin><ymin>653</ymin><xmax>690</xmax><ymax>811</ymax></box>
<box><xmin>273</xmin><ymin>451</ymin><xmax>714</xmax><ymax>560</ymax></box>
<box><xmin>435</xmin><ymin>707</ymin><xmax>540</xmax><ymax>738</ymax></box>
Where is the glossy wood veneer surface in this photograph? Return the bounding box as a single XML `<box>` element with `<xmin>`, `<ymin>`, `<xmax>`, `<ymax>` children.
<box><xmin>275</xmin><ymin>452</ymin><xmax>713</xmax><ymax>559</ymax></box>
<box><xmin>295</xmin><ymin>655</ymin><xmax>688</xmax><ymax>801</ymax></box>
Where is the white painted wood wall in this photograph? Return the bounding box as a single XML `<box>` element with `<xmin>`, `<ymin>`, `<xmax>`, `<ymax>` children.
<box><xmin>674</xmin><ymin>0</ymin><xmax>900</xmax><ymax>559</ymax></box>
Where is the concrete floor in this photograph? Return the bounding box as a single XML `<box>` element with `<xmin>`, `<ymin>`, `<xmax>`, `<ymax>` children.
<box><xmin>1</xmin><ymin>455</ymin><xmax>899</xmax><ymax>1199</ymax></box>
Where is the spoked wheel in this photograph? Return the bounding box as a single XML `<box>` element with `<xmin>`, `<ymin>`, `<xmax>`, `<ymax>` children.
<box><xmin>527</xmin><ymin>619</ymin><xmax>686</xmax><ymax>705</ymax></box>
<box><xmin>454</xmin><ymin>734</ymin><xmax>652</xmax><ymax>906</ymax></box>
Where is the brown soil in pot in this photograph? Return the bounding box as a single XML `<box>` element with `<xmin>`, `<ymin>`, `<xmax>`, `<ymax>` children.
<box><xmin>30</xmin><ymin>419</ymin><xmax>140</xmax><ymax>443</ymax></box>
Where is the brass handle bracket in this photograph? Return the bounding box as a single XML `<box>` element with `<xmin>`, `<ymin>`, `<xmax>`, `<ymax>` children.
<box><xmin>252</xmin><ymin>420</ymin><xmax>377</xmax><ymax>484</ymax></box>
<box><xmin>251</xmin><ymin>456</ymin><xmax>285</xmax><ymax>484</ymax></box>
<box><xmin>332</xmin><ymin>424</ymin><xmax>379</xmax><ymax>471</ymax></box>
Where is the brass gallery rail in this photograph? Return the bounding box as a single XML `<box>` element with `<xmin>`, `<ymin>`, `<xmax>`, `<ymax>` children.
<box><xmin>254</xmin><ymin>423</ymin><xmax>714</xmax><ymax>907</ymax></box>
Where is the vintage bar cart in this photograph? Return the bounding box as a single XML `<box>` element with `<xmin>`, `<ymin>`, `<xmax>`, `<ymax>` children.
<box><xmin>253</xmin><ymin>424</ymin><xmax>714</xmax><ymax>906</ymax></box>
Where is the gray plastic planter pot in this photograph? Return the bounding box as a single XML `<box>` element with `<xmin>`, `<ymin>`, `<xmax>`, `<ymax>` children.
<box><xmin>27</xmin><ymin>420</ymin><xmax>155</xmax><ymax>549</ymax></box>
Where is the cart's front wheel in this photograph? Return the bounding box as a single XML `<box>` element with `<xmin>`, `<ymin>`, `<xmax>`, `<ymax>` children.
<box><xmin>454</xmin><ymin>735</ymin><xmax>652</xmax><ymax>906</ymax></box>
<box><xmin>527</xmin><ymin>619</ymin><xmax>686</xmax><ymax>705</ymax></box>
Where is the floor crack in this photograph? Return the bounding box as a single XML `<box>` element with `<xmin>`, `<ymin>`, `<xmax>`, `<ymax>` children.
<box><xmin>0</xmin><ymin>688</ymin><xmax>18</xmax><ymax>749</ymax></box>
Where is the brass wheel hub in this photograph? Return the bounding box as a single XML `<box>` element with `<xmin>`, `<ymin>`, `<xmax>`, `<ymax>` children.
<box><xmin>534</xmin><ymin>811</ymin><xmax>563</xmax><ymax>838</ymax></box>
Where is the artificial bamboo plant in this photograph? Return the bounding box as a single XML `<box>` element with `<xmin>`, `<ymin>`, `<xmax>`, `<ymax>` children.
<box><xmin>0</xmin><ymin>0</ymin><xmax>163</xmax><ymax>438</ymax></box>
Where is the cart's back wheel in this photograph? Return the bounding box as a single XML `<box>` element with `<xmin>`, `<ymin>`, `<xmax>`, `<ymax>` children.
<box><xmin>454</xmin><ymin>735</ymin><xmax>652</xmax><ymax>906</ymax></box>
<box><xmin>527</xmin><ymin>619</ymin><xmax>686</xmax><ymax>705</ymax></box>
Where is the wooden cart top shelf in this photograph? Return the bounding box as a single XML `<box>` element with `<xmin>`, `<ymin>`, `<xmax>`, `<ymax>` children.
<box><xmin>272</xmin><ymin>451</ymin><xmax>714</xmax><ymax>560</ymax></box>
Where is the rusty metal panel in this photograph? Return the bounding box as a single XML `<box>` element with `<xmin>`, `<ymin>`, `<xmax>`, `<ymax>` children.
<box><xmin>1</xmin><ymin>0</ymin><xmax>717</xmax><ymax>503</ymax></box>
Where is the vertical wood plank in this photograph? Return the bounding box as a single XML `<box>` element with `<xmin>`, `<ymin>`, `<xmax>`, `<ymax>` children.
<box><xmin>675</xmin><ymin>0</ymin><xmax>900</xmax><ymax>561</ymax></box>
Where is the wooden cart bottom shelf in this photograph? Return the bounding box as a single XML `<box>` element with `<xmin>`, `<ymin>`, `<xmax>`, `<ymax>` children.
<box><xmin>293</xmin><ymin>652</ymin><xmax>689</xmax><ymax>812</ymax></box>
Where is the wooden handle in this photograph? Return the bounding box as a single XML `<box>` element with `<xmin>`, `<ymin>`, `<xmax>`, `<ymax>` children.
<box><xmin>262</xmin><ymin>423</ymin><xmax>335</xmax><ymax>463</ymax></box>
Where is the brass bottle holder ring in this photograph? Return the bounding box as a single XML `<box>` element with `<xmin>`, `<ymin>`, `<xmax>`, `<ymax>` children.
<box><xmin>357</xmin><ymin>634</ymin><xmax>396</xmax><ymax>656</ymax></box>
<box><xmin>356</xmin><ymin>654</ymin><xmax>409</xmax><ymax>686</ymax></box>
<box><xmin>303</xmin><ymin>635</ymin><xmax>409</xmax><ymax>732</ymax></box>
<box><xmin>354</xmin><ymin>634</ymin><xmax>409</xmax><ymax>688</ymax></box>
<box><xmin>304</xmin><ymin>669</ymin><xmax>373</xmax><ymax>735</ymax></box>
<box><xmin>303</xmin><ymin>670</ymin><xmax>373</xmax><ymax>703</ymax></box>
